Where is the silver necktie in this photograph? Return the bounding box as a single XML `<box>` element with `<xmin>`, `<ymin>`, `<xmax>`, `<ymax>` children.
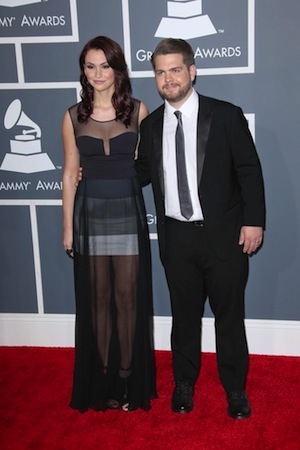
<box><xmin>174</xmin><ymin>110</ymin><xmax>193</xmax><ymax>220</ymax></box>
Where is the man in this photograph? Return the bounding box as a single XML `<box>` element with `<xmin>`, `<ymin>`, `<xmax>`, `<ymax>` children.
<box><xmin>136</xmin><ymin>38</ymin><xmax>266</xmax><ymax>419</ymax></box>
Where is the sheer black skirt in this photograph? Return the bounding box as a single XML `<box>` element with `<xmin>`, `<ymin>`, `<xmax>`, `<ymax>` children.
<box><xmin>70</xmin><ymin>176</ymin><xmax>157</xmax><ymax>412</ymax></box>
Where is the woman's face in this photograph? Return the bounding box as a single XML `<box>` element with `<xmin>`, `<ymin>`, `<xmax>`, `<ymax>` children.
<box><xmin>84</xmin><ymin>49</ymin><xmax>115</xmax><ymax>94</ymax></box>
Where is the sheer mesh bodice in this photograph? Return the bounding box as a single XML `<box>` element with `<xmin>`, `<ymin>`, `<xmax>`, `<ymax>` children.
<box><xmin>68</xmin><ymin>100</ymin><xmax>157</xmax><ymax>413</ymax></box>
<box><xmin>68</xmin><ymin>103</ymin><xmax>139</xmax><ymax>179</ymax></box>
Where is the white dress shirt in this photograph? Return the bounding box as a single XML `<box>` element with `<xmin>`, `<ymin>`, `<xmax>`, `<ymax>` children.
<box><xmin>163</xmin><ymin>89</ymin><xmax>204</xmax><ymax>221</ymax></box>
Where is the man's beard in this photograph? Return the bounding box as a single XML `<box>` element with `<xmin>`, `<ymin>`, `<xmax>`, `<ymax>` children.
<box><xmin>158</xmin><ymin>82</ymin><xmax>192</xmax><ymax>104</ymax></box>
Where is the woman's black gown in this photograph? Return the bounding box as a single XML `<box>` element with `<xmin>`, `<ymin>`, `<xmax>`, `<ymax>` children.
<box><xmin>68</xmin><ymin>100</ymin><xmax>156</xmax><ymax>412</ymax></box>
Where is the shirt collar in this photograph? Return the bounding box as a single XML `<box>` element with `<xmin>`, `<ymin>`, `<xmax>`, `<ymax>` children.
<box><xmin>164</xmin><ymin>88</ymin><xmax>198</xmax><ymax>120</ymax></box>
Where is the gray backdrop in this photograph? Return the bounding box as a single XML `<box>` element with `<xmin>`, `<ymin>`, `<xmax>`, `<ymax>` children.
<box><xmin>0</xmin><ymin>0</ymin><xmax>299</xmax><ymax>322</ymax></box>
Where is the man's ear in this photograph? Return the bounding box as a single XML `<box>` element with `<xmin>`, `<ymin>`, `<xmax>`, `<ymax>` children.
<box><xmin>190</xmin><ymin>64</ymin><xmax>197</xmax><ymax>82</ymax></box>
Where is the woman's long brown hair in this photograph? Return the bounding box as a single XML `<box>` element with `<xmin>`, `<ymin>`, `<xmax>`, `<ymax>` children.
<box><xmin>78</xmin><ymin>35</ymin><xmax>134</xmax><ymax>126</ymax></box>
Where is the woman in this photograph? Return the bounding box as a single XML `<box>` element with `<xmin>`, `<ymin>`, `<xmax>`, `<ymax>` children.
<box><xmin>62</xmin><ymin>36</ymin><xmax>156</xmax><ymax>412</ymax></box>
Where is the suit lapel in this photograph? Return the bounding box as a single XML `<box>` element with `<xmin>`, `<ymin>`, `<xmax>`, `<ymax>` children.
<box><xmin>152</xmin><ymin>107</ymin><xmax>165</xmax><ymax>195</ymax></box>
<box><xmin>196</xmin><ymin>95</ymin><xmax>213</xmax><ymax>186</ymax></box>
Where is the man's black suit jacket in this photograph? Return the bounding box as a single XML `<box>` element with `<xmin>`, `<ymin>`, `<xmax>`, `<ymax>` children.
<box><xmin>136</xmin><ymin>93</ymin><xmax>266</xmax><ymax>262</ymax></box>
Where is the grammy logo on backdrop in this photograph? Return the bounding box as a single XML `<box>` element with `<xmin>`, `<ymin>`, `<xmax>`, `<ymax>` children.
<box><xmin>0</xmin><ymin>0</ymin><xmax>43</xmax><ymax>6</ymax></box>
<box><xmin>0</xmin><ymin>99</ymin><xmax>55</xmax><ymax>174</ymax></box>
<box><xmin>155</xmin><ymin>0</ymin><xmax>217</xmax><ymax>39</ymax></box>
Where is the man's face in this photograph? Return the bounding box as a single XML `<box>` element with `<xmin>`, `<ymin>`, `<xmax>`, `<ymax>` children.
<box><xmin>153</xmin><ymin>53</ymin><xmax>196</xmax><ymax>107</ymax></box>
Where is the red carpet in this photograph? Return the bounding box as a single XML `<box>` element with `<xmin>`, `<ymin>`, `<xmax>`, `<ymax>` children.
<box><xmin>0</xmin><ymin>347</ymin><xmax>299</xmax><ymax>449</ymax></box>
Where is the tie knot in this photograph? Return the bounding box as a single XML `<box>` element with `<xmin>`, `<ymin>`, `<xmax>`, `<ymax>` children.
<box><xmin>174</xmin><ymin>110</ymin><xmax>182</xmax><ymax>120</ymax></box>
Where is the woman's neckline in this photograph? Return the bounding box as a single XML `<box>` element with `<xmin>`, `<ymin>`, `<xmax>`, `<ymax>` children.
<box><xmin>89</xmin><ymin>116</ymin><xmax>116</xmax><ymax>123</ymax></box>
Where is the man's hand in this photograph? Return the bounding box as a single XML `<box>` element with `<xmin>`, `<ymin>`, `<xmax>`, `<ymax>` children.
<box><xmin>239</xmin><ymin>226</ymin><xmax>263</xmax><ymax>254</ymax></box>
<box><xmin>75</xmin><ymin>167</ymin><xmax>83</xmax><ymax>188</ymax></box>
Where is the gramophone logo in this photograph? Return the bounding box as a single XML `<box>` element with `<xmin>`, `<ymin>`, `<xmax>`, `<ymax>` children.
<box><xmin>155</xmin><ymin>0</ymin><xmax>217</xmax><ymax>39</ymax></box>
<box><xmin>0</xmin><ymin>0</ymin><xmax>43</xmax><ymax>6</ymax></box>
<box><xmin>0</xmin><ymin>99</ymin><xmax>55</xmax><ymax>174</ymax></box>
<box><xmin>123</xmin><ymin>0</ymin><xmax>254</xmax><ymax>76</ymax></box>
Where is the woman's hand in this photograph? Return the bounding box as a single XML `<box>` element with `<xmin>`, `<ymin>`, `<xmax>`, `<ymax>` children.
<box><xmin>63</xmin><ymin>229</ymin><xmax>74</xmax><ymax>258</ymax></box>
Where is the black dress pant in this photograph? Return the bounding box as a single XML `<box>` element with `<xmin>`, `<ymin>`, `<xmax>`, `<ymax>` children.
<box><xmin>163</xmin><ymin>218</ymin><xmax>249</xmax><ymax>393</ymax></box>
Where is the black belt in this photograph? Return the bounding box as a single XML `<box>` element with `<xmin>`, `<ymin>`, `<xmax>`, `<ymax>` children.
<box><xmin>166</xmin><ymin>217</ymin><xmax>205</xmax><ymax>227</ymax></box>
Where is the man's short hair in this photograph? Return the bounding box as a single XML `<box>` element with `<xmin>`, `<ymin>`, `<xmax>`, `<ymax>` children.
<box><xmin>151</xmin><ymin>38</ymin><xmax>195</xmax><ymax>69</ymax></box>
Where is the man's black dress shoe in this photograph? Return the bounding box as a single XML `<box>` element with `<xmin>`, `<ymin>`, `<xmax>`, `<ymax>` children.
<box><xmin>227</xmin><ymin>391</ymin><xmax>251</xmax><ymax>419</ymax></box>
<box><xmin>171</xmin><ymin>381</ymin><xmax>194</xmax><ymax>413</ymax></box>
